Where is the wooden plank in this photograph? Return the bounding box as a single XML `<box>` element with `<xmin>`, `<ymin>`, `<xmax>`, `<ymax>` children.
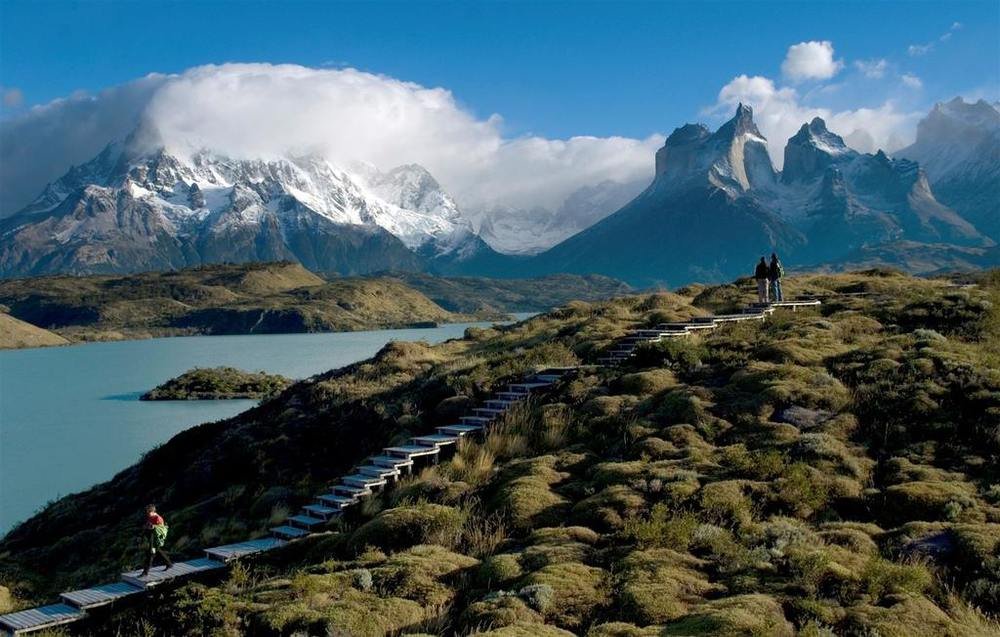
<box><xmin>411</xmin><ymin>434</ymin><xmax>459</xmax><ymax>447</ymax></box>
<box><xmin>316</xmin><ymin>494</ymin><xmax>357</xmax><ymax>508</ymax></box>
<box><xmin>204</xmin><ymin>537</ymin><xmax>286</xmax><ymax>562</ymax></box>
<box><xmin>287</xmin><ymin>514</ymin><xmax>324</xmax><ymax>528</ymax></box>
<box><xmin>437</xmin><ymin>424</ymin><xmax>483</xmax><ymax>436</ymax></box>
<box><xmin>121</xmin><ymin>558</ymin><xmax>224</xmax><ymax>590</ymax></box>
<box><xmin>369</xmin><ymin>455</ymin><xmax>414</xmax><ymax>468</ymax></box>
<box><xmin>61</xmin><ymin>581</ymin><xmax>142</xmax><ymax>609</ymax></box>
<box><xmin>0</xmin><ymin>603</ymin><xmax>86</xmax><ymax>633</ymax></box>
<box><xmin>271</xmin><ymin>525</ymin><xmax>310</xmax><ymax>540</ymax></box>
<box><xmin>384</xmin><ymin>445</ymin><xmax>440</xmax><ymax>458</ymax></box>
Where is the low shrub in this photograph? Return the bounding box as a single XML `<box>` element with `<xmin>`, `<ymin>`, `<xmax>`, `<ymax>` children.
<box><xmin>619</xmin><ymin>548</ymin><xmax>721</xmax><ymax>623</ymax></box>
<box><xmin>660</xmin><ymin>593</ymin><xmax>795</xmax><ymax>636</ymax></box>
<box><xmin>349</xmin><ymin>504</ymin><xmax>466</xmax><ymax>552</ymax></box>
<box><xmin>520</xmin><ymin>562</ymin><xmax>610</xmax><ymax>629</ymax></box>
<box><xmin>621</xmin><ymin>503</ymin><xmax>698</xmax><ymax>550</ymax></box>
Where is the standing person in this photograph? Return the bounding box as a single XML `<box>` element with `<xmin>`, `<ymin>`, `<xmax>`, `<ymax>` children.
<box><xmin>140</xmin><ymin>504</ymin><xmax>173</xmax><ymax>577</ymax></box>
<box><xmin>769</xmin><ymin>253</ymin><xmax>784</xmax><ymax>302</ymax></box>
<box><xmin>754</xmin><ymin>256</ymin><xmax>770</xmax><ymax>304</ymax></box>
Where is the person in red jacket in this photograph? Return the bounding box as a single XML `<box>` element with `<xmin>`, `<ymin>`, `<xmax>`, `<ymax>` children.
<box><xmin>140</xmin><ymin>503</ymin><xmax>173</xmax><ymax>577</ymax></box>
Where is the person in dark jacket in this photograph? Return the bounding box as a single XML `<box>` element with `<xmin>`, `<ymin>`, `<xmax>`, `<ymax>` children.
<box><xmin>140</xmin><ymin>504</ymin><xmax>173</xmax><ymax>577</ymax></box>
<box><xmin>754</xmin><ymin>257</ymin><xmax>770</xmax><ymax>304</ymax></box>
<box><xmin>768</xmin><ymin>253</ymin><xmax>784</xmax><ymax>302</ymax></box>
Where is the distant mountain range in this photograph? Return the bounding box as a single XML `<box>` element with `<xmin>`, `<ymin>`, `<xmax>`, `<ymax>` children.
<box><xmin>897</xmin><ymin>97</ymin><xmax>1000</xmax><ymax>243</ymax></box>
<box><xmin>1</xmin><ymin>98</ymin><xmax>996</xmax><ymax>285</ymax></box>
<box><xmin>0</xmin><ymin>133</ymin><xmax>495</xmax><ymax>277</ymax></box>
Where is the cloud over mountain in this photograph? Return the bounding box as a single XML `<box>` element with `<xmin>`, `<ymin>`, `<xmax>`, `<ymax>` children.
<box><xmin>0</xmin><ymin>63</ymin><xmax>662</xmax><ymax>217</ymax></box>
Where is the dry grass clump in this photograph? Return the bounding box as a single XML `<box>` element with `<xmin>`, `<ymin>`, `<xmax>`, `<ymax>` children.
<box><xmin>520</xmin><ymin>562</ymin><xmax>610</xmax><ymax>629</ymax></box>
<box><xmin>573</xmin><ymin>485</ymin><xmax>647</xmax><ymax>531</ymax></box>
<box><xmin>661</xmin><ymin>593</ymin><xmax>795</xmax><ymax>636</ymax></box>
<box><xmin>489</xmin><ymin>456</ymin><xmax>571</xmax><ymax>531</ymax></box>
<box><xmin>618</xmin><ymin>548</ymin><xmax>722</xmax><ymax>623</ymax></box>
<box><xmin>349</xmin><ymin>503</ymin><xmax>466</xmax><ymax>552</ymax></box>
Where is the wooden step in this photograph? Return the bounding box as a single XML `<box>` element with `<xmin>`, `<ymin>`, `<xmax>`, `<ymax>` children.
<box><xmin>473</xmin><ymin>407</ymin><xmax>506</xmax><ymax>416</ymax></box>
<box><xmin>460</xmin><ymin>416</ymin><xmax>493</xmax><ymax>426</ymax></box>
<box><xmin>341</xmin><ymin>473</ymin><xmax>388</xmax><ymax>488</ymax></box>
<box><xmin>271</xmin><ymin>525</ymin><xmax>310</xmax><ymax>540</ymax></box>
<box><xmin>411</xmin><ymin>434</ymin><xmax>460</xmax><ymax>447</ymax></box>
<box><xmin>316</xmin><ymin>494</ymin><xmax>357</xmax><ymax>509</ymax></box>
<box><xmin>121</xmin><ymin>557</ymin><xmax>225</xmax><ymax>589</ymax></box>
<box><xmin>302</xmin><ymin>504</ymin><xmax>341</xmax><ymax>520</ymax></box>
<box><xmin>356</xmin><ymin>464</ymin><xmax>401</xmax><ymax>478</ymax></box>
<box><xmin>496</xmin><ymin>391</ymin><xmax>525</xmax><ymax>400</ymax></box>
<box><xmin>508</xmin><ymin>382</ymin><xmax>550</xmax><ymax>392</ymax></box>
<box><xmin>332</xmin><ymin>484</ymin><xmax>371</xmax><ymax>498</ymax></box>
<box><xmin>436</xmin><ymin>424</ymin><xmax>483</xmax><ymax>436</ymax></box>
<box><xmin>0</xmin><ymin>603</ymin><xmax>86</xmax><ymax>634</ymax></box>
<box><xmin>60</xmin><ymin>582</ymin><xmax>142</xmax><ymax>610</ymax></box>
<box><xmin>484</xmin><ymin>399</ymin><xmax>514</xmax><ymax>408</ymax></box>
<box><xmin>204</xmin><ymin>537</ymin><xmax>286</xmax><ymax>562</ymax></box>
<box><xmin>532</xmin><ymin>374</ymin><xmax>563</xmax><ymax>383</ymax></box>
<box><xmin>287</xmin><ymin>514</ymin><xmax>325</xmax><ymax>529</ymax></box>
<box><xmin>369</xmin><ymin>455</ymin><xmax>415</xmax><ymax>469</ymax></box>
<box><xmin>384</xmin><ymin>445</ymin><xmax>440</xmax><ymax>459</ymax></box>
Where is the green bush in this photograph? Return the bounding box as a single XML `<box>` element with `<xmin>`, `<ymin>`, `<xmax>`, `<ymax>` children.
<box><xmin>661</xmin><ymin>593</ymin><xmax>795</xmax><ymax>636</ymax></box>
<box><xmin>775</xmin><ymin>463</ymin><xmax>830</xmax><ymax>519</ymax></box>
<box><xmin>349</xmin><ymin>504</ymin><xmax>466</xmax><ymax>552</ymax></box>
<box><xmin>478</xmin><ymin>553</ymin><xmax>524</xmax><ymax>587</ymax></box>
<box><xmin>621</xmin><ymin>503</ymin><xmax>697</xmax><ymax>550</ymax></box>
<box><xmin>859</xmin><ymin>557</ymin><xmax>932</xmax><ymax>603</ymax></box>
<box><xmin>619</xmin><ymin>548</ymin><xmax>721</xmax><ymax>623</ymax></box>
<box><xmin>520</xmin><ymin>562</ymin><xmax>610</xmax><ymax>629</ymax></box>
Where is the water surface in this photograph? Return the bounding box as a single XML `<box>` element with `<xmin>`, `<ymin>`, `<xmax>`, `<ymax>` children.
<box><xmin>0</xmin><ymin>317</ymin><xmax>530</xmax><ymax>534</ymax></box>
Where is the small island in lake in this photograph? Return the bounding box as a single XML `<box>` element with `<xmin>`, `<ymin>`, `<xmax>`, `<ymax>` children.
<box><xmin>141</xmin><ymin>366</ymin><xmax>292</xmax><ymax>400</ymax></box>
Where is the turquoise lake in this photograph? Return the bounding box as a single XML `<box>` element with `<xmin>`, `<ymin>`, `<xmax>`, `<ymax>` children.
<box><xmin>0</xmin><ymin>317</ymin><xmax>529</xmax><ymax>535</ymax></box>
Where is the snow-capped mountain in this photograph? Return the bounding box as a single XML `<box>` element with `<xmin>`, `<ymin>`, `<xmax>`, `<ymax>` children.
<box><xmin>0</xmin><ymin>131</ymin><xmax>488</xmax><ymax>277</ymax></box>
<box><xmin>897</xmin><ymin>97</ymin><xmax>1000</xmax><ymax>241</ymax></box>
<box><xmin>527</xmin><ymin>104</ymin><xmax>993</xmax><ymax>287</ymax></box>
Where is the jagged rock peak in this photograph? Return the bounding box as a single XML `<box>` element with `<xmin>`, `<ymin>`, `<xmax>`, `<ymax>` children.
<box><xmin>715</xmin><ymin>103</ymin><xmax>764</xmax><ymax>140</ymax></box>
<box><xmin>665</xmin><ymin>123</ymin><xmax>712</xmax><ymax>147</ymax></box>
<box><xmin>782</xmin><ymin>117</ymin><xmax>854</xmax><ymax>183</ymax></box>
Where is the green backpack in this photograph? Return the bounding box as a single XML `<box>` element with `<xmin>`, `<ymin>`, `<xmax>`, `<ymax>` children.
<box><xmin>152</xmin><ymin>523</ymin><xmax>169</xmax><ymax>549</ymax></box>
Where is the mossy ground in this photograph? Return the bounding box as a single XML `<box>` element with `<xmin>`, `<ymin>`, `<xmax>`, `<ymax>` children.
<box><xmin>2</xmin><ymin>269</ymin><xmax>999</xmax><ymax>636</ymax></box>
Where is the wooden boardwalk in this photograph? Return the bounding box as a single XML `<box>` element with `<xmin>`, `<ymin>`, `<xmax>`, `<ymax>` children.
<box><xmin>0</xmin><ymin>298</ymin><xmax>820</xmax><ymax>635</ymax></box>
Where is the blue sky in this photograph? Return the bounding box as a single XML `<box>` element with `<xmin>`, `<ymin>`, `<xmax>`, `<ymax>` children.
<box><xmin>1</xmin><ymin>0</ymin><xmax>997</xmax><ymax>139</ymax></box>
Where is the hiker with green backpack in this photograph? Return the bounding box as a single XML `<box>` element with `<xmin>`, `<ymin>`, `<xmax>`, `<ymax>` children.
<box><xmin>140</xmin><ymin>503</ymin><xmax>173</xmax><ymax>577</ymax></box>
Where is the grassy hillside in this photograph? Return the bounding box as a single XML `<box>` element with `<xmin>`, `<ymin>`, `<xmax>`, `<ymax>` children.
<box><xmin>392</xmin><ymin>272</ymin><xmax>633</xmax><ymax>313</ymax></box>
<box><xmin>0</xmin><ymin>312</ymin><xmax>69</xmax><ymax>349</ymax></box>
<box><xmin>1</xmin><ymin>270</ymin><xmax>998</xmax><ymax>636</ymax></box>
<box><xmin>0</xmin><ymin>262</ymin><xmax>493</xmax><ymax>344</ymax></box>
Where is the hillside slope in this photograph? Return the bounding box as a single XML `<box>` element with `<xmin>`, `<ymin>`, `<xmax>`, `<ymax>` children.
<box><xmin>0</xmin><ymin>261</ymin><xmax>490</xmax><ymax>343</ymax></box>
<box><xmin>1</xmin><ymin>270</ymin><xmax>997</xmax><ymax>636</ymax></box>
<box><xmin>0</xmin><ymin>313</ymin><xmax>69</xmax><ymax>349</ymax></box>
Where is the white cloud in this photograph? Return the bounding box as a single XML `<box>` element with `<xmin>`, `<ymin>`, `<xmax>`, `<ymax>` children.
<box><xmin>781</xmin><ymin>41</ymin><xmax>844</xmax><ymax>81</ymax></box>
<box><xmin>0</xmin><ymin>74</ymin><xmax>169</xmax><ymax>215</ymax></box>
<box><xmin>0</xmin><ymin>64</ymin><xmax>662</xmax><ymax>217</ymax></box>
<box><xmin>713</xmin><ymin>74</ymin><xmax>919</xmax><ymax>166</ymax></box>
<box><xmin>908</xmin><ymin>42</ymin><xmax>934</xmax><ymax>56</ymax></box>
<box><xmin>909</xmin><ymin>21</ymin><xmax>962</xmax><ymax>56</ymax></box>
<box><xmin>855</xmin><ymin>58</ymin><xmax>889</xmax><ymax>79</ymax></box>
<box><xmin>901</xmin><ymin>73</ymin><xmax>923</xmax><ymax>89</ymax></box>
